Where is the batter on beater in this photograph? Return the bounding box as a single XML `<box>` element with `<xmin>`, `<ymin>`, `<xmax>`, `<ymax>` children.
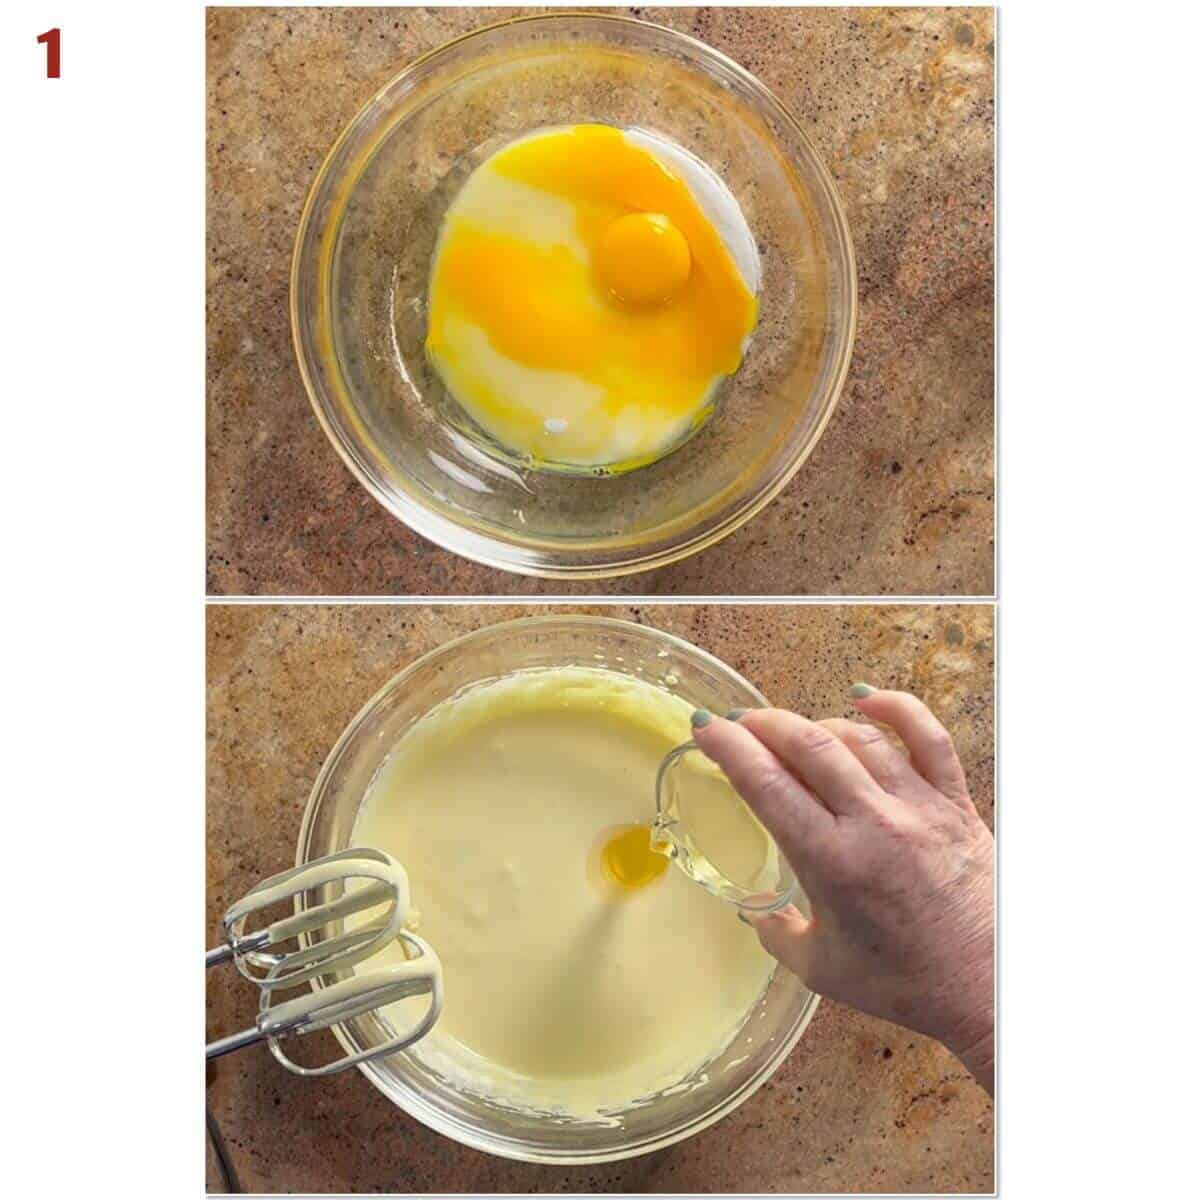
<box><xmin>351</xmin><ymin>666</ymin><xmax>774</xmax><ymax>1119</ymax></box>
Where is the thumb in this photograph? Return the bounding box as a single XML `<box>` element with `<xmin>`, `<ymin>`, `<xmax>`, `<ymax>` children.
<box><xmin>743</xmin><ymin>904</ymin><xmax>816</xmax><ymax>981</ymax></box>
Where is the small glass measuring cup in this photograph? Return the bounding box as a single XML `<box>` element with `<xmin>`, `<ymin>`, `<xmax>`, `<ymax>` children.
<box><xmin>653</xmin><ymin>741</ymin><xmax>799</xmax><ymax>913</ymax></box>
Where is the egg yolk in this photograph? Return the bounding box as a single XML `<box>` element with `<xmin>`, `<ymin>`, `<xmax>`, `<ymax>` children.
<box><xmin>425</xmin><ymin>124</ymin><xmax>759</xmax><ymax>471</ymax></box>
<box><xmin>596</xmin><ymin>213</ymin><xmax>692</xmax><ymax>306</ymax></box>
<box><xmin>601</xmin><ymin>823</ymin><xmax>669</xmax><ymax>890</ymax></box>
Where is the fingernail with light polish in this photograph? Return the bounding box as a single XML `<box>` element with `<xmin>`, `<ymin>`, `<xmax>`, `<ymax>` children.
<box><xmin>691</xmin><ymin>709</ymin><xmax>714</xmax><ymax>728</ymax></box>
<box><xmin>727</xmin><ymin>707</ymin><xmax>749</xmax><ymax>721</ymax></box>
<box><xmin>849</xmin><ymin>683</ymin><xmax>876</xmax><ymax>699</ymax></box>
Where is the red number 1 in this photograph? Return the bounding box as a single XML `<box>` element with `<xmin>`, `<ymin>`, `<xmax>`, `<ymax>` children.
<box><xmin>37</xmin><ymin>28</ymin><xmax>61</xmax><ymax>79</ymax></box>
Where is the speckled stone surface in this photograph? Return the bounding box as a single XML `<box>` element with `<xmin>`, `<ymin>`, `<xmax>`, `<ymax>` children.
<box><xmin>206</xmin><ymin>603</ymin><xmax>994</xmax><ymax>1193</ymax></box>
<box><xmin>206</xmin><ymin>7</ymin><xmax>994</xmax><ymax>597</ymax></box>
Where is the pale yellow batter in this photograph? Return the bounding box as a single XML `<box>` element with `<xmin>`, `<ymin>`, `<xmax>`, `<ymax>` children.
<box><xmin>350</xmin><ymin>666</ymin><xmax>774</xmax><ymax>1119</ymax></box>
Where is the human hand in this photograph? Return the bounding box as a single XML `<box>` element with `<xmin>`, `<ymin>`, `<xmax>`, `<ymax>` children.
<box><xmin>691</xmin><ymin>686</ymin><xmax>995</xmax><ymax>1094</ymax></box>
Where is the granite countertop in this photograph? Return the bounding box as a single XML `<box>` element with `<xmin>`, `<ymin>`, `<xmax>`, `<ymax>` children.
<box><xmin>206</xmin><ymin>7</ymin><xmax>995</xmax><ymax>597</ymax></box>
<box><xmin>206</xmin><ymin>604</ymin><xmax>995</xmax><ymax>1192</ymax></box>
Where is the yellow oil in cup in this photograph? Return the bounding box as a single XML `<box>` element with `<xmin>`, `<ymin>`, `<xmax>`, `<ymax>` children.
<box><xmin>652</xmin><ymin>742</ymin><xmax>798</xmax><ymax>912</ymax></box>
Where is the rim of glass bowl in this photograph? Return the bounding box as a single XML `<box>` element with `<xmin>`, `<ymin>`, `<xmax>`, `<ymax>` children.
<box><xmin>295</xmin><ymin>615</ymin><xmax>820</xmax><ymax>1164</ymax></box>
<box><xmin>290</xmin><ymin>13</ymin><xmax>858</xmax><ymax>580</ymax></box>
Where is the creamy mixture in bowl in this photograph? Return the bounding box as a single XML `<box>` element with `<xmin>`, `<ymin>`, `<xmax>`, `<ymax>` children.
<box><xmin>297</xmin><ymin>616</ymin><xmax>819</xmax><ymax>1162</ymax></box>
<box><xmin>351</xmin><ymin>666</ymin><xmax>774</xmax><ymax>1119</ymax></box>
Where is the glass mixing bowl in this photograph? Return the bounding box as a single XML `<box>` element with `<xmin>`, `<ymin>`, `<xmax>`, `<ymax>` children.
<box><xmin>292</xmin><ymin>15</ymin><xmax>856</xmax><ymax>578</ymax></box>
<box><xmin>297</xmin><ymin>616</ymin><xmax>818</xmax><ymax>1163</ymax></box>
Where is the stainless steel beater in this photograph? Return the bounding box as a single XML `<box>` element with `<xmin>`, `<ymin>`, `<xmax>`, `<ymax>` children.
<box><xmin>206</xmin><ymin>848</ymin><xmax>442</xmax><ymax>1076</ymax></box>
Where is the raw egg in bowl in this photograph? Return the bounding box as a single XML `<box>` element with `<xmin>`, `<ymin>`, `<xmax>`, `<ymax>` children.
<box><xmin>292</xmin><ymin>14</ymin><xmax>856</xmax><ymax>578</ymax></box>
